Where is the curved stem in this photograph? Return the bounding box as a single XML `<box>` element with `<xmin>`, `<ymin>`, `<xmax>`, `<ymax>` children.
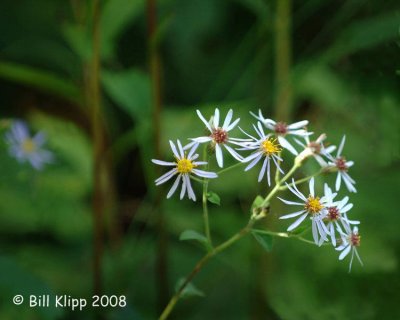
<box><xmin>279</xmin><ymin>169</ymin><xmax>322</xmax><ymax>190</ymax></box>
<box><xmin>261</xmin><ymin>161</ymin><xmax>301</xmax><ymax>207</ymax></box>
<box><xmin>216</xmin><ymin>161</ymin><xmax>245</xmax><ymax>175</ymax></box>
<box><xmin>158</xmin><ymin>221</ymin><xmax>254</xmax><ymax>320</ymax></box>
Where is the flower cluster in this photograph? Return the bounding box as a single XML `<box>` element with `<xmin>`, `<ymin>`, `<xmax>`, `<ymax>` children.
<box><xmin>152</xmin><ymin>108</ymin><xmax>362</xmax><ymax>271</ymax></box>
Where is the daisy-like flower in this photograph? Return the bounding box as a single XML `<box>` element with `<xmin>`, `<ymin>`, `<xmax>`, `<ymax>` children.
<box><xmin>279</xmin><ymin>177</ymin><xmax>330</xmax><ymax>245</ymax></box>
<box><xmin>336</xmin><ymin>225</ymin><xmax>363</xmax><ymax>272</ymax></box>
<box><xmin>294</xmin><ymin>133</ymin><xmax>336</xmax><ymax>167</ymax></box>
<box><xmin>152</xmin><ymin>140</ymin><xmax>217</xmax><ymax>201</ymax></box>
<box><xmin>322</xmin><ymin>184</ymin><xmax>359</xmax><ymax>246</ymax></box>
<box><xmin>5</xmin><ymin>120</ymin><xmax>53</xmax><ymax>170</ymax></box>
<box><xmin>191</xmin><ymin>108</ymin><xmax>243</xmax><ymax>167</ymax></box>
<box><xmin>240</xmin><ymin>122</ymin><xmax>283</xmax><ymax>185</ymax></box>
<box><xmin>326</xmin><ymin>135</ymin><xmax>356</xmax><ymax>193</ymax></box>
<box><xmin>250</xmin><ymin>109</ymin><xmax>311</xmax><ymax>155</ymax></box>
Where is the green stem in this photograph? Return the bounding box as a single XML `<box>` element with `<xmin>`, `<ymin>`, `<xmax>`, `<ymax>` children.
<box><xmin>274</xmin><ymin>152</ymin><xmax>282</xmax><ymax>184</ymax></box>
<box><xmin>279</xmin><ymin>169</ymin><xmax>322</xmax><ymax>190</ymax></box>
<box><xmin>261</xmin><ymin>161</ymin><xmax>301</xmax><ymax>207</ymax></box>
<box><xmin>216</xmin><ymin>161</ymin><xmax>245</xmax><ymax>175</ymax></box>
<box><xmin>202</xmin><ymin>145</ymin><xmax>212</xmax><ymax>246</ymax></box>
<box><xmin>159</xmin><ymin>221</ymin><xmax>254</xmax><ymax>320</ymax></box>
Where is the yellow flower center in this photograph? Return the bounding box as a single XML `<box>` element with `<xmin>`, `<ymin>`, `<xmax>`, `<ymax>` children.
<box><xmin>261</xmin><ymin>138</ymin><xmax>281</xmax><ymax>155</ymax></box>
<box><xmin>22</xmin><ymin>138</ymin><xmax>36</xmax><ymax>154</ymax></box>
<box><xmin>176</xmin><ymin>158</ymin><xmax>196</xmax><ymax>174</ymax></box>
<box><xmin>305</xmin><ymin>196</ymin><xmax>323</xmax><ymax>215</ymax></box>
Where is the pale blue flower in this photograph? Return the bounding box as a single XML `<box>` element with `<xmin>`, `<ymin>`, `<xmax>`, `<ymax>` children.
<box><xmin>5</xmin><ymin>120</ymin><xmax>53</xmax><ymax>170</ymax></box>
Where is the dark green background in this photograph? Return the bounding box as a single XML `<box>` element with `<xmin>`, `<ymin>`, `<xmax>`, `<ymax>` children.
<box><xmin>0</xmin><ymin>0</ymin><xmax>399</xmax><ymax>319</ymax></box>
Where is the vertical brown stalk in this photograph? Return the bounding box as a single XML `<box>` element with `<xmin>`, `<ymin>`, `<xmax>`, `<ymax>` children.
<box><xmin>274</xmin><ymin>0</ymin><xmax>292</xmax><ymax>121</ymax></box>
<box><xmin>147</xmin><ymin>0</ymin><xmax>169</xmax><ymax>313</ymax></box>
<box><xmin>90</xmin><ymin>0</ymin><xmax>103</xmax><ymax>297</ymax></box>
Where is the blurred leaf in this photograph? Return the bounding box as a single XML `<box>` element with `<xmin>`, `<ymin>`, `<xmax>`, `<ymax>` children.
<box><xmin>102</xmin><ymin>69</ymin><xmax>151</xmax><ymax>121</ymax></box>
<box><xmin>101</xmin><ymin>0</ymin><xmax>145</xmax><ymax>60</ymax></box>
<box><xmin>251</xmin><ymin>229</ymin><xmax>274</xmax><ymax>252</ymax></box>
<box><xmin>179</xmin><ymin>230</ymin><xmax>211</xmax><ymax>251</ymax></box>
<box><xmin>294</xmin><ymin>64</ymin><xmax>351</xmax><ymax>111</ymax></box>
<box><xmin>62</xmin><ymin>24</ymin><xmax>92</xmax><ymax>62</ymax></box>
<box><xmin>324</xmin><ymin>12</ymin><xmax>400</xmax><ymax>61</ymax></box>
<box><xmin>175</xmin><ymin>277</ymin><xmax>205</xmax><ymax>299</ymax></box>
<box><xmin>0</xmin><ymin>61</ymin><xmax>82</xmax><ymax>106</ymax></box>
<box><xmin>207</xmin><ymin>191</ymin><xmax>221</xmax><ymax>205</ymax></box>
<box><xmin>0</xmin><ymin>256</ymin><xmax>64</xmax><ymax>320</ymax></box>
<box><xmin>289</xmin><ymin>225</ymin><xmax>310</xmax><ymax>236</ymax></box>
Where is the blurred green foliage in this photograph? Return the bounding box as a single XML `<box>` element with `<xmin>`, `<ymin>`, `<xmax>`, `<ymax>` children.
<box><xmin>0</xmin><ymin>0</ymin><xmax>399</xmax><ymax>319</ymax></box>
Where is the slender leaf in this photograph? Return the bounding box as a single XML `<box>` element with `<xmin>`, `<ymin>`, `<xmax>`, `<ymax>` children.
<box><xmin>251</xmin><ymin>230</ymin><xmax>274</xmax><ymax>252</ymax></box>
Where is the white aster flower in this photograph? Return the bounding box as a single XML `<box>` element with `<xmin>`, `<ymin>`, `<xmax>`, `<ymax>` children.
<box><xmin>322</xmin><ymin>184</ymin><xmax>359</xmax><ymax>246</ymax></box>
<box><xmin>279</xmin><ymin>177</ymin><xmax>330</xmax><ymax>245</ymax></box>
<box><xmin>240</xmin><ymin>122</ymin><xmax>283</xmax><ymax>185</ymax></box>
<box><xmin>250</xmin><ymin>109</ymin><xmax>311</xmax><ymax>155</ymax></box>
<box><xmin>5</xmin><ymin>120</ymin><xmax>54</xmax><ymax>170</ymax></box>
<box><xmin>152</xmin><ymin>140</ymin><xmax>217</xmax><ymax>201</ymax></box>
<box><xmin>294</xmin><ymin>133</ymin><xmax>336</xmax><ymax>167</ymax></box>
<box><xmin>191</xmin><ymin>108</ymin><xmax>243</xmax><ymax>167</ymax></box>
<box><xmin>326</xmin><ymin>135</ymin><xmax>356</xmax><ymax>193</ymax></box>
<box><xmin>336</xmin><ymin>225</ymin><xmax>363</xmax><ymax>272</ymax></box>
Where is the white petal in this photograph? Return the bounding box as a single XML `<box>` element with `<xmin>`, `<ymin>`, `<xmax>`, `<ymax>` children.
<box><xmin>192</xmin><ymin>169</ymin><xmax>217</xmax><ymax>179</ymax></box>
<box><xmin>169</xmin><ymin>140</ymin><xmax>180</xmax><ymax>159</ymax></box>
<box><xmin>287</xmin><ymin>213</ymin><xmax>308</xmax><ymax>231</ymax></box>
<box><xmin>215</xmin><ymin>144</ymin><xmax>223</xmax><ymax>167</ymax></box>
<box><xmin>287</xmin><ymin>120</ymin><xmax>308</xmax><ymax>130</ymax></box>
<box><xmin>280</xmin><ymin>210</ymin><xmax>307</xmax><ymax>219</ymax></box>
<box><xmin>222</xmin><ymin>109</ymin><xmax>233</xmax><ymax>129</ymax></box>
<box><xmin>277</xmin><ymin>197</ymin><xmax>303</xmax><ymax>206</ymax></box>
<box><xmin>335</xmin><ymin>172</ymin><xmax>342</xmax><ymax>191</ymax></box>
<box><xmin>188</xmin><ymin>142</ymin><xmax>200</xmax><ymax>159</ymax></box>
<box><xmin>185</xmin><ymin>175</ymin><xmax>196</xmax><ymax>201</ymax></box>
<box><xmin>245</xmin><ymin>153</ymin><xmax>262</xmax><ymax>171</ymax></box>
<box><xmin>226</xmin><ymin>118</ymin><xmax>240</xmax><ymax>131</ymax></box>
<box><xmin>152</xmin><ymin>159</ymin><xmax>176</xmax><ymax>166</ymax></box>
<box><xmin>266</xmin><ymin>156</ymin><xmax>271</xmax><ymax>186</ymax></box>
<box><xmin>337</xmin><ymin>135</ymin><xmax>346</xmax><ymax>157</ymax></box>
<box><xmin>258</xmin><ymin>157</ymin><xmax>268</xmax><ymax>182</ymax></box>
<box><xmin>155</xmin><ymin>169</ymin><xmax>177</xmax><ymax>185</ymax></box>
<box><xmin>192</xmin><ymin>136</ymin><xmax>213</xmax><ymax>143</ymax></box>
<box><xmin>341</xmin><ymin>203</ymin><xmax>353</xmax><ymax>213</ymax></box>
<box><xmin>290</xmin><ymin>179</ymin><xmax>307</xmax><ymax>201</ymax></box>
<box><xmin>167</xmin><ymin>175</ymin><xmax>181</xmax><ymax>198</ymax></box>
<box><xmin>309</xmin><ymin>177</ymin><xmax>315</xmax><ymax>197</ymax></box>
<box><xmin>213</xmin><ymin>108</ymin><xmax>220</xmax><ymax>128</ymax></box>
<box><xmin>196</xmin><ymin>110</ymin><xmax>212</xmax><ymax>131</ymax></box>
<box><xmin>180</xmin><ymin>175</ymin><xmax>187</xmax><ymax>199</ymax></box>
<box><xmin>339</xmin><ymin>245</ymin><xmax>351</xmax><ymax>260</ymax></box>
<box><xmin>224</xmin><ymin>144</ymin><xmax>243</xmax><ymax>161</ymax></box>
<box><xmin>343</xmin><ymin>174</ymin><xmax>357</xmax><ymax>193</ymax></box>
<box><xmin>176</xmin><ymin>140</ymin><xmax>185</xmax><ymax>158</ymax></box>
<box><xmin>330</xmin><ymin>223</ymin><xmax>336</xmax><ymax>246</ymax></box>
<box><xmin>346</xmin><ymin>160</ymin><xmax>354</xmax><ymax>167</ymax></box>
<box><xmin>312</xmin><ymin>220</ymin><xmax>318</xmax><ymax>244</ymax></box>
<box><xmin>278</xmin><ymin>136</ymin><xmax>298</xmax><ymax>155</ymax></box>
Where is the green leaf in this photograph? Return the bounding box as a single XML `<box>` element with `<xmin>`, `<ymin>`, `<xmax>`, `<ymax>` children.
<box><xmin>207</xmin><ymin>191</ymin><xmax>221</xmax><ymax>205</ymax></box>
<box><xmin>251</xmin><ymin>195</ymin><xmax>264</xmax><ymax>211</ymax></box>
<box><xmin>101</xmin><ymin>0</ymin><xmax>145</xmax><ymax>60</ymax></box>
<box><xmin>251</xmin><ymin>230</ymin><xmax>274</xmax><ymax>252</ymax></box>
<box><xmin>0</xmin><ymin>61</ymin><xmax>82</xmax><ymax>106</ymax></box>
<box><xmin>175</xmin><ymin>278</ymin><xmax>205</xmax><ymax>299</ymax></box>
<box><xmin>289</xmin><ymin>225</ymin><xmax>310</xmax><ymax>236</ymax></box>
<box><xmin>101</xmin><ymin>69</ymin><xmax>151</xmax><ymax>121</ymax></box>
<box><xmin>179</xmin><ymin>230</ymin><xmax>210</xmax><ymax>251</ymax></box>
